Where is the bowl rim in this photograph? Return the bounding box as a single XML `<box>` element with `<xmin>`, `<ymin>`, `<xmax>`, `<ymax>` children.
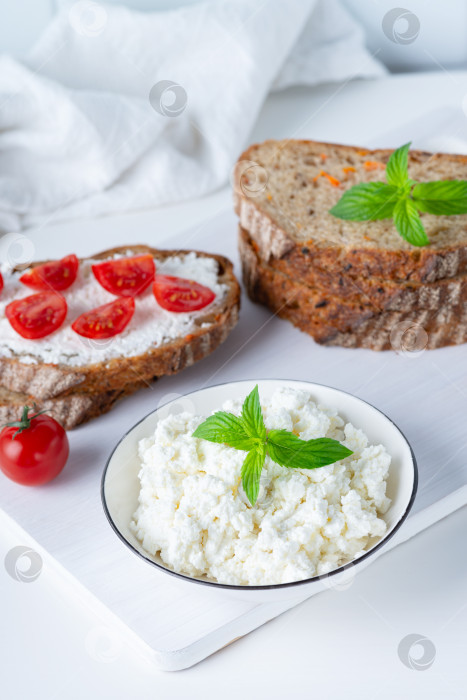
<box><xmin>101</xmin><ymin>378</ymin><xmax>418</xmax><ymax>591</ymax></box>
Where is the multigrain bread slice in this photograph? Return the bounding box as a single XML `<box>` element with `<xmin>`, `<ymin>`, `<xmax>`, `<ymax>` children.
<box><xmin>239</xmin><ymin>229</ymin><xmax>375</xmax><ymax>331</ymax></box>
<box><xmin>240</xmin><ymin>229</ymin><xmax>467</xmax><ymax>350</ymax></box>
<box><xmin>234</xmin><ymin>139</ymin><xmax>467</xmax><ymax>283</ymax></box>
<box><xmin>0</xmin><ymin>246</ymin><xmax>240</xmax><ymax>401</ymax></box>
<box><xmin>0</xmin><ymin>382</ymin><xmax>146</xmax><ymax>430</ymax></box>
<box><xmin>320</xmin><ymin>308</ymin><xmax>467</xmax><ymax>350</ymax></box>
<box><xmin>250</xmin><ymin>235</ymin><xmax>467</xmax><ymax>312</ymax></box>
<box><xmin>240</xmin><ymin>226</ymin><xmax>467</xmax><ymax>336</ymax></box>
<box><xmin>240</xmin><ymin>227</ymin><xmax>467</xmax><ymax>313</ymax></box>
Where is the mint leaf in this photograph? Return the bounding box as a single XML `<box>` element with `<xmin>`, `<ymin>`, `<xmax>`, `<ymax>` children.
<box><xmin>267</xmin><ymin>430</ymin><xmax>353</xmax><ymax>469</ymax></box>
<box><xmin>193</xmin><ymin>387</ymin><xmax>353</xmax><ymax>508</ymax></box>
<box><xmin>193</xmin><ymin>411</ymin><xmax>257</xmax><ymax>451</ymax></box>
<box><xmin>241</xmin><ymin>384</ymin><xmax>266</xmax><ymax>441</ymax></box>
<box><xmin>329</xmin><ymin>142</ymin><xmax>467</xmax><ymax>247</ymax></box>
<box><xmin>412</xmin><ymin>180</ymin><xmax>467</xmax><ymax>215</ymax></box>
<box><xmin>386</xmin><ymin>142</ymin><xmax>411</xmax><ymax>188</ymax></box>
<box><xmin>329</xmin><ymin>182</ymin><xmax>399</xmax><ymax>221</ymax></box>
<box><xmin>393</xmin><ymin>197</ymin><xmax>430</xmax><ymax>247</ymax></box>
<box><xmin>241</xmin><ymin>444</ymin><xmax>266</xmax><ymax>506</ymax></box>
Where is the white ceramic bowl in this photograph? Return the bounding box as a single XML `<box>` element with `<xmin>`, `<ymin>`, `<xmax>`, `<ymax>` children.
<box><xmin>101</xmin><ymin>379</ymin><xmax>417</xmax><ymax>603</ymax></box>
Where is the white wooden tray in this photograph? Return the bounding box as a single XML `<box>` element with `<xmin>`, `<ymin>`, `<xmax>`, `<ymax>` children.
<box><xmin>1</xmin><ymin>207</ymin><xmax>467</xmax><ymax>670</ymax></box>
<box><xmin>2</xmin><ymin>103</ymin><xmax>467</xmax><ymax>671</ymax></box>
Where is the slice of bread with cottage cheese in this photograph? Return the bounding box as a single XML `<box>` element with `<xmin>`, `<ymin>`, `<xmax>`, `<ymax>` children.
<box><xmin>240</xmin><ymin>228</ymin><xmax>467</xmax><ymax>350</ymax></box>
<box><xmin>0</xmin><ymin>245</ymin><xmax>240</xmax><ymax>402</ymax></box>
<box><xmin>234</xmin><ymin>139</ymin><xmax>467</xmax><ymax>283</ymax></box>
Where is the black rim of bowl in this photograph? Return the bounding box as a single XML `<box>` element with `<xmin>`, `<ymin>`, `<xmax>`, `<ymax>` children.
<box><xmin>101</xmin><ymin>378</ymin><xmax>418</xmax><ymax>591</ymax></box>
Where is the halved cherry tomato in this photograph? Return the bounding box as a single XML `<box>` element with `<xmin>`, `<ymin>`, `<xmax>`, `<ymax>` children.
<box><xmin>6</xmin><ymin>292</ymin><xmax>67</xmax><ymax>339</ymax></box>
<box><xmin>153</xmin><ymin>275</ymin><xmax>215</xmax><ymax>312</ymax></box>
<box><xmin>19</xmin><ymin>254</ymin><xmax>79</xmax><ymax>291</ymax></box>
<box><xmin>92</xmin><ymin>255</ymin><xmax>155</xmax><ymax>297</ymax></box>
<box><xmin>0</xmin><ymin>406</ymin><xmax>69</xmax><ymax>486</ymax></box>
<box><xmin>71</xmin><ymin>297</ymin><xmax>135</xmax><ymax>339</ymax></box>
<box><xmin>0</xmin><ymin>272</ymin><xmax>3</xmax><ymax>295</ymax></box>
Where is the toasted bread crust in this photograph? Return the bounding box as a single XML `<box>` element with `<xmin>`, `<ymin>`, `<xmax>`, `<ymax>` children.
<box><xmin>0</xmin><ymin>246</ymin><xmax>240</xmax><ymax>400</ymax></box>
<box><xmin>0</xmin><ymin>382</ymin><xmax>146</xmax><ymax>430</ymax></box>
<box><xmin>319</xmin><ymin>306</ymin><xmax>467</xmax><ymax>350</ymax></box>
<box><xmin>0</xmin><ymin>363</ymin><xmax>87</xmax><ymax>400</ymax></box>
<box><xmin>240</xmin><ymin>229</ymin><xmax>467</xmax><ymax>350</ymax></box>
<box><xmin>239</xmin><ymin>227</ymin><xmax>467</xmax><ymax>312</ymax></box>
<box><xmin>235</xmin><ymin>139</ymin><xmax>467</xmax><ymax>283</ymax></box>
<box><xmin>239</xmin><ymin>229</ymin><xmax>374</xmax><ymax>332</ymax></box>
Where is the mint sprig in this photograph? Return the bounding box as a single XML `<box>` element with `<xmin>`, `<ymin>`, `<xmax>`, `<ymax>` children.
<box><xmin>329</xmin><ymin>142</ymin><xmax>467</xmax><ymax>247</ymax></box>
<box><xmin>267</xmin><ymin>430</ymin><xmax>352</xmax><ymax>469</ymax></box>
<box><xmin>192</xmin><ymin>385</ymin><xmax>353</xmax><ymax>506</ymax></box>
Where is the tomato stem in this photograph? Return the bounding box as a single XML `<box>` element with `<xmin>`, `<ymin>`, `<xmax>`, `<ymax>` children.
<box><xmin>4</xmin><ymin>405</ymin><xmax>48</xmax><ymax>439</ymax></box>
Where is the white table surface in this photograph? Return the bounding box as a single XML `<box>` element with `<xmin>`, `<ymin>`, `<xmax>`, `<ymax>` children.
<box><xmin>3</xmin><ymin>71</ymin><xmax>467</xmax><ymax>698</ymax></box>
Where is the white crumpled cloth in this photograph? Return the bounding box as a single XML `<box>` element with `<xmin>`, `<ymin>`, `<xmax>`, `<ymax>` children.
<box><xmin>0</xmin><ymin>0</ymin><xmax>385</xmax><ymax>232</ymax></box>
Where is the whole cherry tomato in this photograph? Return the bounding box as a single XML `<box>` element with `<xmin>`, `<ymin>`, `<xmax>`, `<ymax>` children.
<box><xmin>0</xmin><ymin>406</ymin><xmax>69</xmax><ymax>486</ymax></box>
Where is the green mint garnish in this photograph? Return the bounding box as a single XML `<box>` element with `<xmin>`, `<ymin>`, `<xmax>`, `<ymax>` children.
<box><xmin>329</xmin><ymin>142</ymin><xmax>467</xmax><ymax>247</ymax></box>
<box><xmin>192</xmin><ymin>385</ymin><xmax>353</xmax><ymax>506</ymax></box>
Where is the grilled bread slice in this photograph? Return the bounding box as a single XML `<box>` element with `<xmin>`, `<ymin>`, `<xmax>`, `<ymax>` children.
<box><xmin>234</xmin><ymin>139</ymin><xmax>467</xmax><ymax>283</ymax></box>
<box><xmin>240</xmin><ymin>228</ymin><xmax>467</xmax><ymax>350</ymax></box>
<box><xmin>0</xmin><ymin>245</ymin><xmax>240</xmax><ymax>401</ymax></box>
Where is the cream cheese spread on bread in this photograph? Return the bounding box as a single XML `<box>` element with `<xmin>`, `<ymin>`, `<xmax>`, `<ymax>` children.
<box><xmin>0</xmin><ymin>252</ymin><xmax>227</xmax><ymax>366</ymax></box>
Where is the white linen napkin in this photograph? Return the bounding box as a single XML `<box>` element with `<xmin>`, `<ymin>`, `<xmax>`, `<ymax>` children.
<box><xmin>0</xmin><ymin>0</ymin><xmax>385</xmax><ymax>233</ymax></box>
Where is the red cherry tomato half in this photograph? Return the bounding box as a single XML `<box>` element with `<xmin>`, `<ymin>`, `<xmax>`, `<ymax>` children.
<box><xmin>0</xmin><ymin>271</ymin><xmax>3</xmax><ymax>295</ymax></box>
<box><xmin>71</xmin><ymin>297</ymin><xmax>135</xmax><ymax>339</ymax></box>
<box><xmin>5</xmin><ymin>291</ymin><xmax>67</xmax><ymax>339</ymax></box>
<box><xmin>92</xmin><ymin>255</ymin><xmax>155</xmax><ymax>297</ymax></box>
<box><xmin>153</xmin><ymin>275</ymin><xmax>216</xmax><ymax>312</ymax></box>
<box><xmin>19</xmin><ymin>254</ymin><xmax>79</xmax><ymax>291</ymax></box>
<box><xmin>0</xmin><ymin>406</ymin><xmax>69</xmax><ymax>486</ymax></box>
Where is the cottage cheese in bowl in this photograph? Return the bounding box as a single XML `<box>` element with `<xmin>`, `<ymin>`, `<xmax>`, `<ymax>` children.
<box><xmin>130</xmin><ymin>387</ymin><xmax>392</xmax><ymax>586</ymax></box>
